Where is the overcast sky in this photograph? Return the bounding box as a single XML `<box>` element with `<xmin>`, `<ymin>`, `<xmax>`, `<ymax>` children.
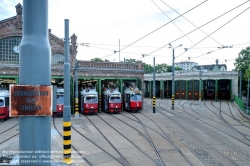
<box><xmin>1</xmin><ymin>0</ymin><xmax>250</xmax><ymax>71</ymax></box>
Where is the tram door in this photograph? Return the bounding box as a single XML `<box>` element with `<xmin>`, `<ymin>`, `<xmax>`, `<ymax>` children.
<box><xmin>188</xmin><ymin>80</ymin><xmax>193</xmax><ymax>100</ymax></box>
<box><xmin>175</xmin><ymin>81</ymin><xmax>180</xmax><ymax>99</ymax></box>
<box><xmin>194</xmin><ymin>80</ymin><xmax>199</xmax><ymax>100</ymax></box>
<box><xmin>181</xmin><ymin>81</ymin><xmax>186</xmax><ymax>99</ymax></box>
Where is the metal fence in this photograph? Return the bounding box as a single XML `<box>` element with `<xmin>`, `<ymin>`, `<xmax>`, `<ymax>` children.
<box><xmin>234</xmin><ymin>95</ymin><xmax>250</xmax><ymax>115</ymax></box>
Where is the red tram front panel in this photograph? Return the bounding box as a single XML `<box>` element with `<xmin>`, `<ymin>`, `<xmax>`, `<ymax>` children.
<box><xmin>130</xmin><ymin>100</ymin><xmax>142</xmax><ymax>110</ymax></box>
<box><xmin>108</xmin><ymin>103</ymin><xmax>122</xmax><ymax>113</ymax></box>
<box><xmin>83</xmin><ymin>103</ymin><xmax>98</xmax><ymax>114</ymax></box>
<box><xmin>56</xmin><ymin>104</ymin><xmax>64</xmax><ymax>113</ymax></box>
<box><xmin>0</xmin><ymin>107</ymin><xmax>9</xmax><ymax>119</ymax></box>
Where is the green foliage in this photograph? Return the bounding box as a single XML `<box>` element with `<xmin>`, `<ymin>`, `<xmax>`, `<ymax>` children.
<box><xmin>143</xmin><ymin>63</ymin><xmax>153</xmax><ymax>74</ymax></box>
<box><xmin>234</xmin><ymin>47</ymin><xmax>250</xmax><ymax>80</ymax></box>
<box><xmin>90</xmin><ymin>58</ymin><xmax>109</xmax><ymax>62</ymax></box>
<box><xmin>125</xmin><ymin>58</ymin><xmax>136</xmax><ymax>63</ymax></box>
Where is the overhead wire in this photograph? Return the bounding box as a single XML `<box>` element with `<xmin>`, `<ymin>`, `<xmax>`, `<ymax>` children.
<box><xmin>85</xmin><ymin>43</ymin><xmax>250</xmax><ymax>49</ymax></box>
<box><xmin>145</xmin><ymin>0</ymin><xmax>250</xmax><ymax>57</ymax></box>
<box><xmin>173</xmin><ymin>5</ymin><xmax>250</xmax><ymax>63</ymax></box>
<box><xmin>100</xmin><ymin>0</ymin><xmax>208</xmax><ymax>59</ymax></box>
<box><xmin>151</xmin><ymin>0</ymin><xmax>213</xmax><ymax>64</ymax></box>
<box><xmin>160</xmin><ymin>0</ymin><xmax>223</xmax><ymax>46</ymax></box>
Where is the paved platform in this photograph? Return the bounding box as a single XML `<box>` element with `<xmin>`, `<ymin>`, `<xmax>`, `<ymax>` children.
<box><xmin>0</xmin><ymin>99</ymin><xmax>250</xmax><ymax>166</ymax></box>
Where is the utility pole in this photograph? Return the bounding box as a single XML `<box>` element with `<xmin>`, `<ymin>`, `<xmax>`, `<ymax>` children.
<box><xmin>19</xmin><ymin>0</ymin><xmax>51</xmax><ymax>164</ymax></box>
<box><xmin>119</xmin><ymin>39</ymin><xmax>120</xmax><ymax>62</ymax></box>
<box><xmin>199</xmin><ymin>69</ymin><xmax>202</xmax><ymax>101</ymax></box>
<box><xmin>63</xmin><ymin>19</ymin><xmax>72</xmax><ymax>164</ymax></box>
<box><xmin>152</xmin><ymin>57</ymin><xmax>156</xmax><ymax>113</ymax></box>
<box><xmin>247</xmin><ymin>78</ymin><xmax>249</xmax><ymax>114</ymax></box>
<box><xmin>172</xmin><ymin>48</ymin><xmax>175</xmax><ymax>110</ymax></box>
<box><xmin>240</xmin><ymin>69</ymin><xmax>242</xmax><ymax>99</ymax></box>
<box><xmin>170</xmin><ymin>44</ymin><xmax>182</xmax><ymax>110</ymax></box>
<box><xmin>75</xmin><ymin>59</ymin><xmax>79</xmax><ymax>118</ymax></box>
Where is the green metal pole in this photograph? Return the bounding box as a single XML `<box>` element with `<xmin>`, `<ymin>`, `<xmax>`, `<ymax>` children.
<box><xmin>149</xmin><ymin>81</ymin><xmax>152</xmax><ymax>98</ymax></box>
<box><xmin>98</xmin><ymin>79</ymin><xmax>102</xmax><ymax>112</ymax></box>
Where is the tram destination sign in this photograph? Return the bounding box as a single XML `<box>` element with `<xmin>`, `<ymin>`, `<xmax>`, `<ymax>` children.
<box><xmin>10</xmin><ymin>85</ymin><xmax>52</xmax><ymax>117</ymax></box>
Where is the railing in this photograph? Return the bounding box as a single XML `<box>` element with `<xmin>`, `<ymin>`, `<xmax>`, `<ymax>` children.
<box><xmin>234</xmin><ymin>95</ymin><xmax>250</xmax><ymax>115</ymax></box>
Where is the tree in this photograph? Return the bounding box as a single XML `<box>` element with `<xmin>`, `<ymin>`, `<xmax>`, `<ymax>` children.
<box><xmin>234</xmin><ymin>47</ymin><xmax>250</xmax><ymax>80</ymax></box>
<box><xmin>234</xmin><ymin>47</ymin><xmax>250</xmax><ymax>97</ymax></box>
<box><xmin>155</xmin><ymin>63</ymin><xmax>168</xmax><ymax>73</ymax></box>
<box><xmin>125</xmin><ymin>58</ymin><xmax>136</xmax><ymax>63</ymax></box>
<box><xmin>143</xmin><ymin>63</ymin><xmax>153</xmax><ymax>74</ymax></box>
<box><xmin>90</xmin><ymin>58</ymin><xmax>109</xmax><ymax>62</ymax></box>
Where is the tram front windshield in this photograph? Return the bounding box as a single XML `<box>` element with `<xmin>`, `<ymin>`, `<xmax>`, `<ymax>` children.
<box><xmin>110</xmin><ymin>96</ymin><xmax>121</xmax><ymax>103</ymax></box>
<box><xmin>130</xmin><ymin>94</ymin><xmax>142</xmax><ymax>101</ymax></box>
<box><xmin>57</xmin><ymin>95</ymin><xmax>64</xmax><ymax>104</ymax></box>
<box><xmin>85</xmin><ymin>96</ymin><xmax>98</xmax><ymax>103</ymax></box>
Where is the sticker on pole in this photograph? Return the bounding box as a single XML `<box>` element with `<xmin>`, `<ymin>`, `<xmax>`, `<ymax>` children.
<box><xmin>10</xmin><ymin>85</ymin><xmax>52</xmax><ymax>117</ymax></box>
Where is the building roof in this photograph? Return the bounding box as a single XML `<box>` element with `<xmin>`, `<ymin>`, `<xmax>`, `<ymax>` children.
<box><xmin>192</xmin><ymin>64</ymin><xmax>227</xmax><ymax>70</ymax></box>
<box><xmin>175</xmin><ymin>61</ymin><xmax>197</xmax><ymax>64</ymax></box>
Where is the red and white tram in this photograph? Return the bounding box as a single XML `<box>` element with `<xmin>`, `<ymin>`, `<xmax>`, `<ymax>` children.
<box><xmin>80</xmin><ymin>88</ymin><xmax>98</xmax><ymax>114</ymax></box>
<box><xmin>0</xmin><ymin>89</ymin><xmax>9</xmax><ymax>119</ymax></box>
<box><xmin>55</xmin><ymin>88</ymin><xmax>64</xmax><ymax>116</ymax></box>
<box><xmin>102</xmin><ymin>88</ymin><xmax>122</xmax><ymax>113</ymax></box>
<box><xmin>123</xmin><ymin>87</ymin><xmax>143</xmax><ymax>111</ymax></box>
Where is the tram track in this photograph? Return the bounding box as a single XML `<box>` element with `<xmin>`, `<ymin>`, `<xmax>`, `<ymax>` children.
<box><xmin>208</xmin><ymin>100</ymin><xmax>250</xmax><ymax>143</ymax></box>
<box><xmin>144</xmin><ymin>98</ymin><xmax>246</xmax><ymax>166</ymax></box>
<box><xmin>178</xmin><ymin>100</ymin><xmax>250</xmax><ymax>147</ymax></box>
<box><xmin>96</xmin><ymin>114</ymin><xmax>161</xmax><ymax>166</ymax></box>
<box><xmin>117</xmin><ymin>112</ymin><xmax>194</xmax><ymax>166</ymax></box>
<box><xmin>52</xmin><ymin>117</ymin><xmax>92</xmax><ymax>166</ymax></box>
<box><xmin>84</xmin><ymin>115</ymin><xmax>131</xmax><ymax>166</ymax></box>
<box><xmin>177</xmin><ymin>99</ymin><xmax>250</xmax><ymax>158</ymax></box>
<box><xmin>124</xmin><ymin>113</ymin><xmax>165</xmax><ymax>166</ymax></box>
<box><xmin>226</xmin><ymin>101</ymin><xmax>250</xmax><ymax>127</ymax></box>
<box><xmin>0</xmin><ymin>121</ymin><xmax>19</xmax><ymax>145</ymax></box>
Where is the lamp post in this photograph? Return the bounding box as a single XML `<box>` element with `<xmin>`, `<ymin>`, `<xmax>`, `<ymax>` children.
<box><xmin>240</xmin><ymin>69</ymin><xmax>242</xmax><ymax>99</ymax></box>
<box><xmin>153</xmin><ymin>57</ymin><xmax>156</xmax><ymax>113</ymax></box>
<box><xmin>169</xmin><ymin>44</ymin><xmax>182</xmax><ymax>110</ymax></box>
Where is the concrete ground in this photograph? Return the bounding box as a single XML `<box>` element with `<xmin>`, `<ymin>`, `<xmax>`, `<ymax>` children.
<box><xmin>0</xmin><ymin>99</ymin><xmax>249</xmax><ymax>166</ymax></box>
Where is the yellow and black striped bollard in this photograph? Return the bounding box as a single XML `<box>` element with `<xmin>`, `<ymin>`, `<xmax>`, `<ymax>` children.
<box><xmin>152</xmin><ymin>96</ymin><xmax>156</xmax><ymax>113</ymax></box>
<box><xmin>172</xmin><ymin>95</ymin><xmax>174</xmax><ymax>110</ymax></box>
<box><xmin>63</xmin><ymin>121</ymin><xmax>72</xmax><ymax>164</ymax></box>
<box><xmin>75</xmin><ymin>97</ymin><xmax>79</xmax><ymax>116</ymax></box>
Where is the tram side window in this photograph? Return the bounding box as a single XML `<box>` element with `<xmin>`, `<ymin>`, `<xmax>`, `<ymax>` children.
<box><xmin>0</xmin><ymin>99</ymin><xmax>4</xmax><ymax>106</ymax></box>
<box><xmin>5</xmin><ymin>97</ymin><xmax>9</xmax><ymax>106</ymax></box>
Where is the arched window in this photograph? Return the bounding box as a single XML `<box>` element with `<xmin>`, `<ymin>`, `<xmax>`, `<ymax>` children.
<box><xmin>0</xmin><ymin>36</ymin><xmax>21</xmax><ymax>63</ymax></box>
<box><xmin>52</xmin><ymin>53</ymin><xmax>64</xmax><ymax>65</ymax></box>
